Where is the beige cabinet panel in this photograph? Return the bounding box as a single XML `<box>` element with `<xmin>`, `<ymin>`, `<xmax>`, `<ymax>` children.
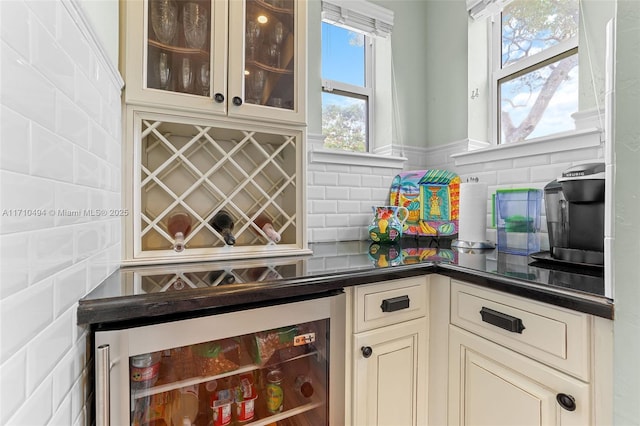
<box><xmin>353</xmin><ymin>318</ymin><xmax>428</xmax><ymax>426</ymax></box>
<box><xmin>449</xmin><ymin>326</ymin><xmax>590</xmax><ymax>426</ymax></box>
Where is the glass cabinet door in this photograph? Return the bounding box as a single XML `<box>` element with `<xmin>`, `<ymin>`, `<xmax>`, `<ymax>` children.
<box><xmin>123</xmin><ymin>0</ymin><xmax>228</xmax><ymax>113</ymax></box>
<box><xmin>228</xmin><ymin>0</ymin><xmax>306</xmax><ymax>124</ymax></box>
<box><xmin>243</xmin><ymin>0</ymin><xmax>294</xmax><ymax>109</ymax></box>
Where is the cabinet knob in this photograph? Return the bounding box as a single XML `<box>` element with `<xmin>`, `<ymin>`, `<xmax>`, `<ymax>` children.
<box><xmin>556</xmin><ymin>393</ymin><xmax>576</xmax><ymax>411</ymax></box>
<box><xmin>361</xmin><ymin>346</ymin><xmax>373</xmax><ymax>358</ymax></box>
<box><xmin>214</xmin><ymin>93</ymin><xmax>225</xmax><ymax>103</ymax></box>
<box><xmin>232</xmin><ymin>96</ymin><xmax>243</xmax><ymax>106</ymax></box>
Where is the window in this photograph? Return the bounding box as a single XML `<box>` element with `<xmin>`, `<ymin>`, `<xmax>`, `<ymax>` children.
<box><xmin>321</xmin><ymin>22</ymin><xmax>372</xmax><ymax>152</ymax></box>
<box><xmin>492</xmin><ymin>0</ymin><xmax>579</xmax><ymax>144</ymax></box>
<box><xmin>320</xmin><ymin>0</ymin><xmax>393</xmax><ymax>153</ymax></box>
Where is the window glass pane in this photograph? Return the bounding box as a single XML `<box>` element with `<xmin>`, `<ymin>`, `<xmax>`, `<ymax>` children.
<box><xmin>322</xmin><ymin>92</ymin><xmax>367</xmax><ymax>152</ymax></box>
<box><xmin>322</xmin><ymin>22</ymin><xmax>365</xmax><ymax>87</ymax></box>
<box><xmin>500</xmin><ymin>53</ymin><xmax>578</xmax><ymax>143</ymax></box>
<box><xmin>501</xmin><ymin>0</ymin><xmax>578</xmax><ymax>68</ymax></box>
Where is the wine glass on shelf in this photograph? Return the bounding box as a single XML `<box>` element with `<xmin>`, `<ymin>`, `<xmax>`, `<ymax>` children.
<box><xmin>272</xmin><ymin>22</ymin><xmax>284</xmax><ymax>68</ymax></box>
<box><xmin>158</xmin><ymin>52</ymin><xmax>171</xmax><ymax>90</ymax></box>
<box><xmin>150</xmin><ymin>0</ymin><xmax>178</xmax><ymax>45</ymax></box>
<box><xmin>251</xmin><ymin>69</ymin><xmax>266</xmax><ymax>104</ymax></box>
<box><xmin>197</xmin><ymin>62</ymin><xmax>210</xmax><ymax>96</ymax></box>
<box><xmin>178</xmin><ymin>57</ymin><xmax>194</xmax><ymax>93</ymax></box>
<box><xmin>246</xmin><ymin>21</ymin><xmax>261</xmax><ymax>61</ymax></box>
<box><xmin>183</xmin><ymin>2</ymin><xmax>208</xmax><ymax>49</ymax></box>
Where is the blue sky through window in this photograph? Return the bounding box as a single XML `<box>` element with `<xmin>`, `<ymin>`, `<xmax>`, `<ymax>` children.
<box><xmin>321</xmin><ymin>22</ymin><xmax>365</xmax><ymax>88</ymax></box>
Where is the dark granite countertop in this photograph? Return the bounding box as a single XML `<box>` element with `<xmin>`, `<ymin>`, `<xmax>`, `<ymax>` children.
<box><xmin>77</xmin><ymin>239</ymin><xmax>613</xmax><ymax>327</ymax></box>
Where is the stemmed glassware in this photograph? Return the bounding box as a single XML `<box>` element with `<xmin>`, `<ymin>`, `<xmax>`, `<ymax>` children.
<box><xmin>272</xmin><ymin>22</ymin><xmax>284</xmax><ymax>68</ymax></box>
<box><xmin>251</xmin><ymin>69</ymin><xmax>265</xmax><ymax>104</ymax></box>
<box><xmin>151</xmin><ymin>0</ymin><xmax>178</xmax><ymax>44</ymax></box>
<box><xmin>158</xmin><ymin>52</ymin><xmax>171</xmax><ymax>90</ymax></box>
<box><xmin>183</xmin><ymin>3</ymin><xmax>208</xmax><ymax>49</ymax></box>
<box><xmin>179</xmin><ymin>57</ymin><xmax>193</xmax><ymax>93</ymax></box>
<box><xmin>197</xmin><ymin>62</ymin><xmax>210</xmax><ymax>96</ymax></box>
<box><xmin>246</xmin><ymin>21</ymin><xmax>261</xmax><ymax>61</ymax></box>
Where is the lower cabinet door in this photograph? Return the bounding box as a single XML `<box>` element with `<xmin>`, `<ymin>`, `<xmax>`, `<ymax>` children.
<box><xmin>352</xmin><ymin>318</ymin><xmax>428</xmax><ymax>426</ymax></box>
<box><xmin>449</xmin><ymin>326</ymin><xmax>590</xmax><ymax>426</ymax></box>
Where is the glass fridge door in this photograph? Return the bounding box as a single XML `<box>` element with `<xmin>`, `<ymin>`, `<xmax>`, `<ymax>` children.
<box><xmin>129</xmin><ymin>319</ymin><xmax>329</xmax><ymax>426</ymax></box>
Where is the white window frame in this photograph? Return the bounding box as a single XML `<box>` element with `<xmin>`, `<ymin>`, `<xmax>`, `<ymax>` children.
<box><xmin>490</xmin><ymin>2</ymin><xmax>579</xmax><ymax>144</ymax></box>
<box><xmin>321</xmin><ymin>25</ymin><xmax>375</xmax><ymax>152</ymax></box>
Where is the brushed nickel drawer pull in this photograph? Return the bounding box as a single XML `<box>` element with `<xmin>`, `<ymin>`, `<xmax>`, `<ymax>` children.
<box><xmin>479</xmin><ymin>306</ymin><xmax>526</xmax><ymax>333</ymax></box>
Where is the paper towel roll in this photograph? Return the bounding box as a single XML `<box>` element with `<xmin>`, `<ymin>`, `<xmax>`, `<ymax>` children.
<box><xmin>458</xmin><ymin>182</ymin><xmax>488</xmax><ymax>243</ymax></box>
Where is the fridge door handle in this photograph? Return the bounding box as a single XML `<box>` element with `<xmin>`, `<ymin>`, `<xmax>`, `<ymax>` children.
<box><xmin>96</xmin><ymin>344</ymin><xmax>110</xmax><ymax>426</ymax></box>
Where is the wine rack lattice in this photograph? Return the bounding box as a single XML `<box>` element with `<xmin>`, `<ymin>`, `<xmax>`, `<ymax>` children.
<box><xmin>133</xmin><ymin>114</ymin><xmax>302</xmax><ymax>260</ymax></box>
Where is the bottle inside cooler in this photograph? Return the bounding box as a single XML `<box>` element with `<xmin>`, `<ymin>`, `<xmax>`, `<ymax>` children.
<box><xmin>129</xmin><ymin>320</ymin><xmax>329</xmax><ymax>426</ymax></box>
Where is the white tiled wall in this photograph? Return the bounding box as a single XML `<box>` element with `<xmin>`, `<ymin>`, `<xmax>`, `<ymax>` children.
<box><xmin>307</xmin><ymin>135</ymin><xmax>603</xmax><ymax>249</ymax></box>
<box><xmin>0</xmin><ymin>1</ymin><xmax>122</xmax><ymax>425</ymax></box>
<box><xmin>307</xmin><ymin>158</ymin><xmax>403</xmax><ymax>243</ymax></box>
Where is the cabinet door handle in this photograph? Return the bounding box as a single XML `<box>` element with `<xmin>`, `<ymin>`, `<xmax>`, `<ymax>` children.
<box><xmin>214</xmin><ymin>93</ymin><xmax>225</xmax><ymax>103</ymax></box>
<box><xmin>361</xmin><ymin>346</ymin><xmax>373</xmax><ymax>358</ymax></box>
<box><xmin>556</xmin><ymin>393</ymin><xmax>577</xmax><ymax>411</ymax></box>
<box><xmin>380</xmin><ymin>295</ymin><xmax>410</xmax><ymax>312</ymax></box>
<box><xmin>479</xmin><ymin>306</ymin><xmax>525</xmax><ymax>333</ymax></box>
<box><xmin>232</xmin><ymin>96</ymin><xmax>243</xmax><ymax>106</ymax></box>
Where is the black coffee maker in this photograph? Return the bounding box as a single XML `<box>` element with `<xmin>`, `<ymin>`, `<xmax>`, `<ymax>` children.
<box><xmin>544</xmin><ymin>163</ymin><xmax>605</xmax><ymax>266</ymax></box>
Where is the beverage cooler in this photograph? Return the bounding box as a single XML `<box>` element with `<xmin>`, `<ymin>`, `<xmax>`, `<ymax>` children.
<box><xmin>94</xmin><ymin>293</ymin><xmax>345</xmax><ymax>426</ymax></box>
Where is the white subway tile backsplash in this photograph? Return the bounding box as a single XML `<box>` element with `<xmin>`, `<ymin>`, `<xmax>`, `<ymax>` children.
<box><xmin>1</xmin><ymin>0</ymin><xmax>123</xmax><ymax>423</ymax></box>
<box><xmin>338</xmin><ymin>173</ymin><xmax>361</xmax><ymax>186</ymax></box>
<box><xmin>27</xmin><ymin>309</ymin><xmax>73</xmax><ymax>395</ymax></box>
<box><xmin>0</xmin><ymin>1</ymin><xmax>30</xmax><ymax>58</ymax></box>
<box><xmin>32</xmin><ymin>18</ymin><xmax>75</xmax><ymax>98</ymax></box>
<box><xmin>30</xmin><ymin>227</ymin><xmax>75</xmax><ymax>283</ymax></box>
<box><xmin>0</xmin><ymin>349</ymin><xmax>26</xmax><ymax>425</ymax></box>
<box><xmin>54</xmin><ymin>264</ymin><xmax>87</xmax><ymax>317</ymax></box>
<box><xmin>349</xmin><ymin>187</ymin><xmax>373</xmax><ymax>201</ymax></box>
<box><xmin>313</xmin><ymin>171</ymin><xmax>338</xmax><ymax>186</ymax></box>
<box><xmin>497</xmin><ymin>168</ymin><xmax>530</xmax><ymax>185</ymax></box>
<box><xmin>0</xmin><ymin>233</ymin><xmax>30</xmax><ymax>299</ymax></box>
<box><xmin>312</xmin><ymin>227</ymin><xmax>338</xmax><ymax>242</ymax></box>
<box><xmin>325</xmin><ymin>186</ymin><xmax>349</xmax><ymax>200</ymax></box>
<box><xmin>27</xmin><ymin>0</ymin><xmax>58</xmax><ymax>38</ymax></box>
<box><xmin>0</xmin><ymin>106</ymin><xmax>30</xmax><ymax>174</ymax></box>
<box><xmin>8</xmin><ymin>375</ymin><xmax>53</xmax><ymax>426</ymax></box>
<box><xmin>306</xmin><ymin>185</ymin><xmax>326</xmax><ymax>200</ymax></box>
<box><xmin>0</xmin><ymin>171</ymin><xmax>56</xmax><ymax>233</ymax></box>
<box><xmin>336</xmin><ymin>200</ymin><xmax>362</xmax><ymax>213</ymax></box>
<box><xmin>50</xmin><ymin>396</ymin><xmax>72</xmax><ymax>426</ymax></box>
<box><xmin>530</xmin><ymin>163</ymin><xmax>570</xmax><ymax>184</ymax></box>
<box><xmin>0</xmin><ymin>280</ymin><xmax>54</xmax><ymax>363</ymax></box>
<box><xmin>311</xmin><ymin>200</ymin><xmax>338</xmax><ymax>214</ymax></box>
<box><xmin>57</xmin><ymin>8</ymin><xmax>91</xmax><ymax>77</ymax></box>
<box><xmin>74</xmin><ymin>70</ymin><xmax>102</xmax><ymax>122</ymax></box>
<box><xmin>31</xmin><ymin>123</ymin><xmax>75</xmax><ymax>182</ymax></box>
<box><xmin>56</xmin><ymin>95</ymin><xmax>90</xmax><ymax>149</ymax></box>
<box><xmin>1</xmin><ymin>42</ymin><xmax>57</xmax><ymax>131</ymax></box>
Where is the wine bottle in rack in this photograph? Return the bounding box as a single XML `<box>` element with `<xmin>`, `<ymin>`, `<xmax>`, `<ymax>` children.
<box><xmin>167</xmin><ymin>212</ymin><xmax>192</xmax><ymax>252</ymax></box>
<box><xmin>253</xmin><ymin>214</ymin><xmax>281</xmax><ymax>244</ymax></box>
<box><xmin>210</xmin><ymin>210</ymin><xmax>236</xmax><ymax>245</ymax></box>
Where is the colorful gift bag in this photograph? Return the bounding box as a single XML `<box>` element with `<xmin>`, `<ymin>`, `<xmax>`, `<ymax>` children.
<box><xmin>389</xmin><ymin>169</ymin><xmax>460</xmax><ymax>237</ymax></box>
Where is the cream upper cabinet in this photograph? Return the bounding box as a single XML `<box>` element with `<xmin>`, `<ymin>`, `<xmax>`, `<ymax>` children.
<box><xmin>347</xmin><ymin>277</ymin><xmax>429</xmax><ymax>426</ymax></box>
<box><xmin>121</xmin><ymin>0</ymin><xmax>306</xmax><ymax>125</ymax></box>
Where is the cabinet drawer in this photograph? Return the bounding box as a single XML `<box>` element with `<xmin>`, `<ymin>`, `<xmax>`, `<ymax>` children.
<box><xmin>450</xmin><ymin>280</ymin><xmax>591</xmax><ymax>380</ymax></box>
<box><xmin>354</xmin><ymin>277</ymin><xmax>428</xmax><ymax>332</ymax></box>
